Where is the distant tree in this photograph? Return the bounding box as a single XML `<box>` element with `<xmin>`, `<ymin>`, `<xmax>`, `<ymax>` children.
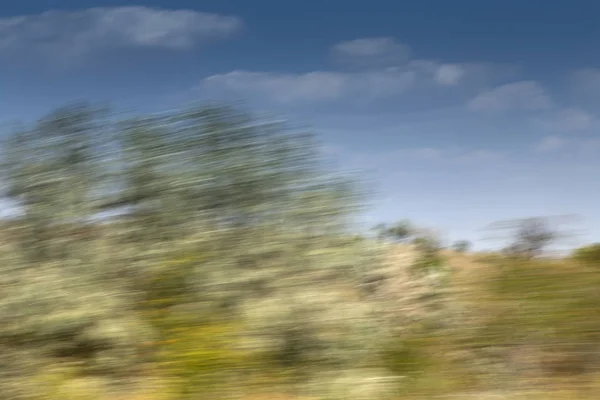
<box><xmin>452</xmin><ymin>240</ymin><xmax>471</xmax><ymax>253</ymax></box>
<box><xmin>512</xmin><ymin>218</ymin><xmax>556</xmax><ymax>258</ymax></box>
<box><xmin>374</xmin><ymin>219</ymin><xmax>413</xmax><ymax>243</ymax></box>
<box><xmin>486</xmin><ymin>216</ymin><xmax>570</xmax><ymax>259</ymax></box>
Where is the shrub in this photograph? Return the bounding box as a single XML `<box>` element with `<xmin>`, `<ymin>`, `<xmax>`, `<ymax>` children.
<box><xmin>572</xmin><ymin>243</ymin><xmax>600</xmax><ymax>267</ymax></box>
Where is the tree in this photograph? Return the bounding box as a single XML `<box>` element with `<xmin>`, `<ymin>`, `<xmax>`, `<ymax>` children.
<box><xmin>0</xmin><ymin>103</ymin><xmax>397</xmax><ymax>399</ymax></box>
<box><xmin>513</xmin><ymin>218</ymin><xmax>555</xmax><ymax>258</ymax></box>
<box><xmin>452</xmin><ymin>240</ymin><xmax>471</xmax><ymax>253</ymax></box>
<box><xmin>485</xmin><ymin>216</ymin><xmax>576</xmax><ymax>259</ymax></box>
<box><xmin>1</xmin><ymin>103</ymin><xmax>109</xmax><ymax>265</ymax></box>
<box><xmin>374</xmin><ymin>219</ymin><xmax>413</xmax><ymax>243</ymax></box>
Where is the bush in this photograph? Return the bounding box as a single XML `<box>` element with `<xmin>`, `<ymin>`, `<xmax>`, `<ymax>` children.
<box><xmin>572</xmin><ymin>243</ymin><xmax>600</xmax><ymax>267</ymax></box>
<box><xmin>411</xmin><ymin>236</ymin><xmax>448</xmax><ymax>279</ymax></box>
<box><xmin>0</xmin><ymin>264</ymin><xmax>154</xmax><ymax>395</ymax></box>
<box><xmin>155</xmin><ymin>318</ymin><xmax>249</xmax><ymax>398</ymax></box>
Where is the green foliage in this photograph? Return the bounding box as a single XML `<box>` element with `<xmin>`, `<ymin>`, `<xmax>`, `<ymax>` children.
<box><xmin>0</xmin><ymin>102</ymin><xmax>400</xmax><ymax>399</ymax></box>
<box><xmin>452</xmin><ymin>240</ymin><xmax>471</xmax><ymax>253</ymax></box>
<box><xmin>487</xmin><ymin>259</ymin><xmax>600</xmax><ymax>340</ymax></box>
<box><xmin>374</xmin><ymin>219</ymin><xmax>413</xmax><ymax>242</ymax></box>
<box><xmin>381</xmin><ymin>335</ymin><xmax>435</xmax><ymax>378</ymax></box>
<box><xmin>411</xmin><ymin>235</ymin><xmax>448</xmax><ymax>277</ymax></box>
<box><xmin>155</xmin><ymin>319</ymin><xmax>248</xmax><ymax>398</ymax></box>
<box><xmin>572</xmin><ymin>243</ymin><xmax>600</xmax><ymax>267</ymax></box>
<box><xmin>4</xmin><ymin>101</ymin><xmax>600</xmax><ymax>399</ymax></box>
<box><xmin>0</xmin><ymin>265</ymin><xmax>154</xmax><ymax>374</ymax></box>
<box><xmin>453</xmin><ymin>256</ymin><xmax>600</xmax><ymax>392</ymax></box>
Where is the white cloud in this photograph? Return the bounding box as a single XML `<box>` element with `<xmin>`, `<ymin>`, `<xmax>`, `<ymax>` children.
<box><xmin>200</xmin><ymin>68</ymin><xmax>416</xmax><ymax>103</ymax></box>
<box><xmin>532</xmin><ymin>108</ymin><xmax>594</xmax><ymax>133</ymax></box>
<box><xmin>434</xmin><ymin>64</ymin><xmax>466</xmax><ymax>86</ymax></box>
<box><xmin>331</xmin><ymin>37</ymin><xmax>468</xmax><ymax>87</ymax></box>
<box><xmin>533</xmin><ymin>135</ymin><xmax>600</xmax><ymax>157</ymax></box>
<box><xmin>0</xmin><ymin>6</ymin><xmax>242</xmax><ymax>60</ymax></box>
<box><xmin>571</xmin><ymin>68</ymin><xmax>600</xmax><ymax>98</ymax></box>
<box><xmin>555</xmin><ymin>108</ymin><xmax>594</xmax><ymax>131</ymax></box>
<box><xmin>198</xmin><ymin>37</ymin><xmax>503</xmax><ymax>106</ymax></box>
<box><xmin>455</xmin><ymin>149</ymin><xmax>501</xmax><ymax>163</ymax></box>
<box><xmin>467</xmin><ymin>81</ymin><xmax>552</xmax><ymax>113</ymax></box>
<box><xmin>572</xmin><ymin>69</ymin><xmax>600</xmax><ymax>82</ymax></box>
<box><xmin>536</xmin><ymin>135</ymin><xmax>565</xmax><ymax>152</ymax></box>
<box><xmin>579</xmin><ymin>138</ymin><xmax>600</xmax><ymax>154</ymax></box>
<box><xmin>199</xmin><ymin>63</ymin><xmax>494</xmax><ymax>105</ymax></box>
<box><xmin>412</xmin><ymin>147</ymin><xmax>442</xmax><ymax>159</ymax></box>
<box><xmin>331</xmin><ymin>37</ymin><xmax>411</xmax><ymax>67</ymax></box>
<box><xmin>361</xmin><ymin>146</ymin><xmax>500</xmax><ymax>166</ymax></box>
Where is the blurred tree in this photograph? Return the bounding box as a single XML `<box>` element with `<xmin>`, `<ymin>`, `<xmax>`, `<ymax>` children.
<box><xmin>0</xmin><ymin>102</ymin><xmax>398</xmax><ymax>399</ymax></box>
<box><xmin>374</xmin><ymin>219</ymin><xmax>413</xmax><ymax>243</ymax></box>
<box><xmin>452</xmin><ymin>240</ymin><xmax>471</xmax><ymax>253</ymax></box>
<box><xmin>485</xmin><ymin>216</ymin><xmax>574</xmax><ymax>259</ymax></box>
<box><xmin>2</xmin><ymin>103</ymin><xmax>109</xmax><ymax>265</ymax></box>
<box><xmin>513</xmin><ymin>218</ymin><xmax>555</xmax><ymax>258</ymax></box>
<box><xmin>411</xmin><ymin>234</ymin><xmax>446</xmax><ymax>277</ymax></box>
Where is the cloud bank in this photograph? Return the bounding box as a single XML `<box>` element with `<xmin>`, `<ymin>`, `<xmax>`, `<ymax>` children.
<box><xmin>0</xmin><ymin>6</ymin><xmax>242</xmax><ymax>60</ymax></box>
<box><xmin>199</xmin><ymin>37</ymin><xmax>495</xmax><ymax>105</ymax></box>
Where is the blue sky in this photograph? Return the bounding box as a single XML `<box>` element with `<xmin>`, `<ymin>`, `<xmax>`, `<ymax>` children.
<box><xmin>1</xmin><ymin>0</ymin><xmax>600</xmax><ymax>250</ymax></box>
